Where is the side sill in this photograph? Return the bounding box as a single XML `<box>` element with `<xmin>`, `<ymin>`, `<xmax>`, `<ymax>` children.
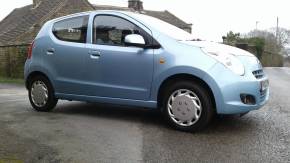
<box><xmin>55</xmin><ymin>93</ymin><xmax>157</xmax><ymax>108</ymax></box>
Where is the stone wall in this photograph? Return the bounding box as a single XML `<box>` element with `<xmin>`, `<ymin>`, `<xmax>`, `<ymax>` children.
<box><xmin>0</xmin><ymin>44</ymin><xmax>29</xmax><ymax>78</ymax></box>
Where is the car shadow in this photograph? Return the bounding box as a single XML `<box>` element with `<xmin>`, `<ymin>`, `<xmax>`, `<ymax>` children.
<box><xmin>52</xmin><ymin>102</ymin><xmax>258</xmax><ymax>134</ymax></box>
<box><xmin>53</xmin><ymin>102</ymin><xmax>164</xmax><ymax>124</ymax></box>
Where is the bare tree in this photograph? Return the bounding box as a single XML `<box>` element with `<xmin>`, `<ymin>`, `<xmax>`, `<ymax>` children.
<box><xmin>270</xmin><ymin>27</ymin><xmax>290</xmax><ymax>47</ymax></box>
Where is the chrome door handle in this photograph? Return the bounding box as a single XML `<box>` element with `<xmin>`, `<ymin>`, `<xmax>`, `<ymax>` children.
<box><xmin>89</xmin><ymin>50</ymin><xmax>101</xmax><ymax>59</ymax></box>
<box><xmin>46</xmin><ymin>48</ymin><xmax>55</xmax><ymax>55</ymax></box>
<box><xmin>90</xmin><ymin>54</ymin><xmax>100</xmax><ymax>59</ymax></box>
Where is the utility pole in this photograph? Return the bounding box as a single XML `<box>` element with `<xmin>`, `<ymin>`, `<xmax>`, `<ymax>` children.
<box><xmin>274</xmin><ymin>17</ymin><xmax>279</xmax><ymax>66</ymax></box>
<box><xmin>276</xmin><ymin>17</ymin><xmax>279</xmax><ymax>41</ymax></box>
<box><xmin>256</xmin><ymin>21</ymin><xmax>259</xmax><ymax>31</ymax></box>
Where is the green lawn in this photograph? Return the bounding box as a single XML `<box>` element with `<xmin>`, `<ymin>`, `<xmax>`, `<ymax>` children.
<box><xmin>0</xmin><ymin>77</ymin><xmax>24</xmax><ymax>85</ymax></box>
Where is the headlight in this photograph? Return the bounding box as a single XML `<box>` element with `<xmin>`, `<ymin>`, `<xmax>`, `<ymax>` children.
<box><xmin>202</xmin><ymin>48</ymin><xmax>245</xmax><ymax>76</ymax></box>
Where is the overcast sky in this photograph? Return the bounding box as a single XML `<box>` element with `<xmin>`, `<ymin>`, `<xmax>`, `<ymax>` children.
<box><xmin>0</xmin><ymin>0</ymin><xmax>289</xmax><ymax>42</ymax></box>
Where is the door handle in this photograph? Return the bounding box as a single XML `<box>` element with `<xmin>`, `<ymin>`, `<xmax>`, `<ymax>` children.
<box><xmin>89</xmin><ymin>50</ymin><xmax>101</xmax><ymax>59</ymax></box>
<box><xmin>90</xmin><ymin>54</ymin><xmax>100</xmax><ymax>59</ymax></box>
<box><xmin>46</xmin><ymin>48</ymin><xmax>55</xmax><ymax>55</ymax></box>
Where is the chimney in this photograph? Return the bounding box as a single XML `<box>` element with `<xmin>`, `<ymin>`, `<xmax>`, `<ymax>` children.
<box><xmin>128</xmin><ymin>0</ymin><xmax>143</xmax><ymax>11</ymax></box>
<box><xmin>33</xmin><ymin>0</ymin><xmax>41</xmax><ymax>8</ymax></box>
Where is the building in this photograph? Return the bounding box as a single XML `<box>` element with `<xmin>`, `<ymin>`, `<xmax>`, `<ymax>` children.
<box><xmin>94</xmin><ymin>1</ymin><xmax>192</xmax><ymax>33</ymax></box>
<box><xmin>0</xmin><ymin>0</ymin><xmax>192</xmax><ymax>78</ymax></box>
<box><xmin>0</xmin><ymin>0</ymin><xmax>94</xmax><ymax>46</ymax></box>
<box><xmin>0</xmin><ymin>0</ymin><xmax>192</xmax><ymax>46</ymax></box>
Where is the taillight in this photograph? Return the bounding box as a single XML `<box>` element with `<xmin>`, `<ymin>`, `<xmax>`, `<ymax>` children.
<box><xmin>27</xmin><ymin>41</ymin><xmax>35</xmax><ymax>59</ymax></box>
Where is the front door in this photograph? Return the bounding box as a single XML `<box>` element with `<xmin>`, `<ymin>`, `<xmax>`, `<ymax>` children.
<box><xmin>84</xmin><ymin>15</ymin><xmax>154</xmax><ymax>100</ymax></box>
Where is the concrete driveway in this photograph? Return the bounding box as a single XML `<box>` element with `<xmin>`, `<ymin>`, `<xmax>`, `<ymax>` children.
<box><xmin>0</xmin><ymin>68</ymin><xmax>290</xmax><ymax>162</ymax></box>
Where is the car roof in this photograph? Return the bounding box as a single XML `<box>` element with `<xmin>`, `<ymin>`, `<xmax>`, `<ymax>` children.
<box><xmin>51</xmin><ymin>10</ymin><xmax>139</xmax><ymax>22</ymax></box>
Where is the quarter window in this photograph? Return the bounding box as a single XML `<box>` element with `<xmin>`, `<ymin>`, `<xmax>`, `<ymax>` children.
<box><xmin>53</xmin><ymin>16</ymin><xmax>89</xmax><ymax>43</ymax></box>
<box><xmin>93</xmin><ymin>15</ymin><xmax>147</xmax><ymax>46</ymax></box>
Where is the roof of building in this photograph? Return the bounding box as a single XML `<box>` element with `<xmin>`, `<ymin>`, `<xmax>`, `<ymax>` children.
<box><xmin>0</xmin><ymin>0</ymin><xmax>93</xmax><ymax>45</ymax></box>
<box><xmin>0</xmin><ymin>0</ymin><xmax>191</xmax><ymax>46</ymax></box>
<box><xmin>94</xmin><ymin>5</ymin><xmax>192</xmax><ymax>29</ymax></box>
<box><xmin>0</xmin><ymin>0</ymin><xmax>64</xmax><ymax>45</ymax></box>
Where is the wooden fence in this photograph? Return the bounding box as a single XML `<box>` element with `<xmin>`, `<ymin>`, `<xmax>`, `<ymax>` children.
<box><xmin>0</xmin><ymin>44</ymin><xmax>29</xmax><ymax>78</ymax></box>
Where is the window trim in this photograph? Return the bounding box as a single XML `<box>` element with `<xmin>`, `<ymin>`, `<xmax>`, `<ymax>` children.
<box><xmin>92</xmin><ymin>14</ymin><xmax>156</xmax><ymax>48</ymax></box>
<box><xmin>52</xmin><ymin>15</ymin><xmax>89</xmax><ymax>43</ymax></box>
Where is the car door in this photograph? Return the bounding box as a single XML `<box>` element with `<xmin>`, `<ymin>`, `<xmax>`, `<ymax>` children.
<box><xmin>45</xmin><ymin>15</ymin><xmax>90</xmax><ymax>95</ymax></box>
<box><xmin>84</xmin><ymin>15</ymin><xmax>154</xmax><ymax>100</ymax></box>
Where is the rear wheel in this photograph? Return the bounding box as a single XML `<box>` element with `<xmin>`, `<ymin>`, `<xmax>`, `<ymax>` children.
<box><xmin>28</xmin><ymin>76</ymin><xmax>58</xmax><ymax>112</ymax></box>
<box><xmin>162</xmin><ymin>80</ymin><xmax>214</xmax><ymax>132</ymax></box>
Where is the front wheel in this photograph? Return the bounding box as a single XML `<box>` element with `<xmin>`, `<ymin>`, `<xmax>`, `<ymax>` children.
<box><xmin>28</xmin><ymin>76</ymin><xmax>58</xmax><ymax>112</ymax></box>
<box><xmin>162</xmin><ymin>81</ymin><xmax>215</xmax><ymax>132</ymax></box>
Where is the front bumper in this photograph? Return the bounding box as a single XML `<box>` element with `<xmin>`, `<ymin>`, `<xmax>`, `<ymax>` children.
<box><xmin>206</xmin><ymin>61</ymin><xmax>269</xmax><ymax>114</ymax></box>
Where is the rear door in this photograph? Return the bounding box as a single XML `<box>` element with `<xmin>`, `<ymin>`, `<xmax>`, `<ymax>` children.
<box><xmin>44</xmin><ymin>15</ymin><xmax>89</xmax><ymax>95</ymax></box>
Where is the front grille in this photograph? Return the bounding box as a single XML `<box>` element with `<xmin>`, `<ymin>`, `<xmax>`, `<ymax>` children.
<box><xmin>252</xmin><ymin>69</ymin><xmax>264</xmax><ymax>79</ymax></box>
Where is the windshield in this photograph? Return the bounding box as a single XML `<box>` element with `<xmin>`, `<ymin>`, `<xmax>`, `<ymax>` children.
<box><xmin>131</xmin><ymin>13</ymin><xmax>195</xmax><ymax>41</ymax></box>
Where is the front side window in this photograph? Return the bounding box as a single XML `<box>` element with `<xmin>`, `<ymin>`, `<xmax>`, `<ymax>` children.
<box><xmin>93</xmin><ymin>15</ymin><xmax>147</xmax><ymax>46</ymax></box>
<box><xmin>53</xmin><ymin>16</ymin><xmax>89</xmax><ymax>43</ymax></box>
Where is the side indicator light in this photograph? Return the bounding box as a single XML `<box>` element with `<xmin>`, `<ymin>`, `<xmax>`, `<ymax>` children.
<box><xmin>159</xmin><ymin>58</ymin><xmax>165</xmax><ymax>64</ymax></box>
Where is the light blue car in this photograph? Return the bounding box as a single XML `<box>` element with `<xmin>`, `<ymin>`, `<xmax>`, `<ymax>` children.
<box><xmin>24</xmin><ymin>11</ymin><xmax>269</xmax><ymax>132</ymax></box>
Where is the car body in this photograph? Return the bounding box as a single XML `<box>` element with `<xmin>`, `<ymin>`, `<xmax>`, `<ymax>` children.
<box><xmin>24</xmin><ymin>10</ymin><xmax>269</xmax><ymax>132</ymax></box>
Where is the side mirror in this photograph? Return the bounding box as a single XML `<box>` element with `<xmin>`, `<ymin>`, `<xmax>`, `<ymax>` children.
<box><xmin>124</xmin><ymin>34</ymin><xmax>146</xmax><ymax>48</ymax></box>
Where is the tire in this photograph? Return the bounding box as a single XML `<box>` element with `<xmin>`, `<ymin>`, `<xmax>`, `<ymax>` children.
<box><xmin>161</xmin><ymin>80</ymin><xmax>214</xmax><ymax>132</ymax></box>
<box><xmin>28</xmin><ymin>75</ymin><xmax>58</xmax><ymax>112</ymax></box>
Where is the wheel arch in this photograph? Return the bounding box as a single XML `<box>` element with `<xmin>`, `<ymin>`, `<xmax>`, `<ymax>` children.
<box><xmin>25</xmin><ymin>71</ymin><xmax>53</xmax><ymax>89</ymax></box>
<box><xmin>157</xmin><ymin>73</ymin><xmax>216</xmax><ymax>112</ymax></box>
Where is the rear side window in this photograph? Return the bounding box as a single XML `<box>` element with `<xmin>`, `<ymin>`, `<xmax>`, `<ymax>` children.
<box><xmin>53</xmin><ymin>16</ymin><xmax>89</xmax><ymax>43</ymax></box>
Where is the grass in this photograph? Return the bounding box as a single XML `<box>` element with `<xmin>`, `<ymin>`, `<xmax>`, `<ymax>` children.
<box><xmin>0</xmin><ymin>77</ymin><xmax>24</xmax><ymax>85</ymax></box>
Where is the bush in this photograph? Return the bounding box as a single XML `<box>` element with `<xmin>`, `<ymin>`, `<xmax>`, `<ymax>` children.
<box><xmin>260</xmin><ymin>53</ymin><xmax>284</xmax><ymax>67</ymax></box>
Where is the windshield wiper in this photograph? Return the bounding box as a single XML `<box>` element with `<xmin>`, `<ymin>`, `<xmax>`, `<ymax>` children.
<box><xmin>186</xmin><ymin>38</ymin><xmax>202</xmax><ymax>41</ymax></box>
